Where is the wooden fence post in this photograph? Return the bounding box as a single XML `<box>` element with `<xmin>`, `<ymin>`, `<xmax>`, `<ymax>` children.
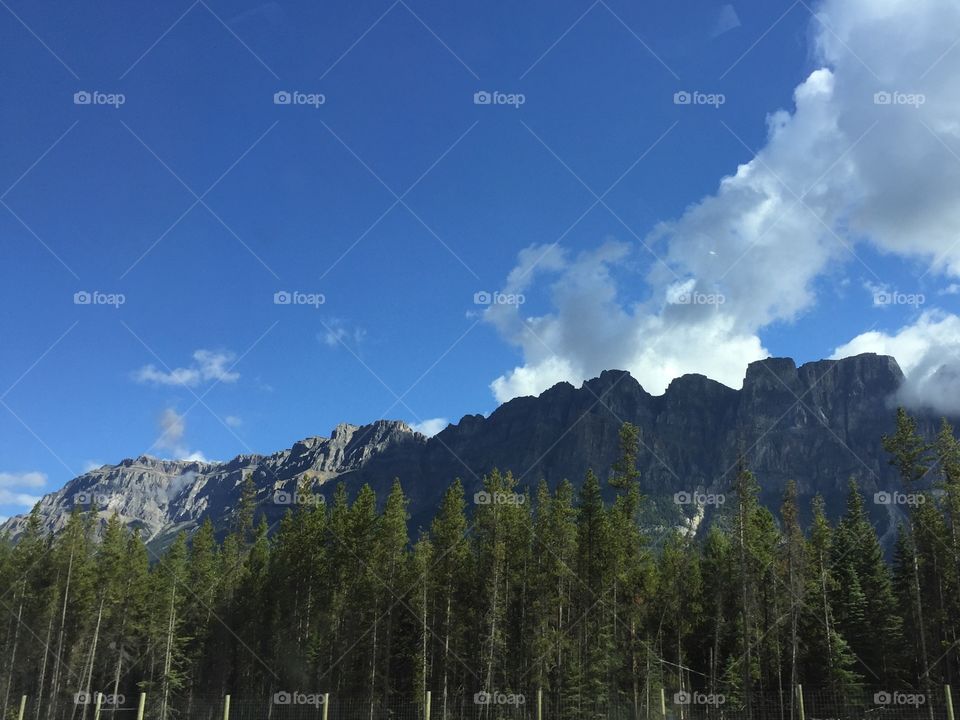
<box><xmin>93</xmin><ymin>692</ymin><xmax>103</xmax><ymax>720</ymax></box>
<box><xmin>946</xmin><ymin>685</ymin><xmax>955</xmax><ymax>720</ymax></box>
<box><xmin>136</xmin><ymin>692</ymin><xmax>146</xmax><ymax>720</ymax></box>
<box><xmin>425</xmin><ymin>690</ymin><xmax>431</xmax><ymax>720</ymax></box>
<box><xmin>660</xmin><ymin>687</ymin><xmax>667</xmax><ymax>718</ymax></box>
<box><xmin>16</xmin><ymin>695</ymin><xmax>26</xmax><ymax>720</ymax></box>
<box><xmin>537</xmin><ymin>688</ymin><xmax>542</xmax><ymax>720</ymax></box>
<box><xmin>322</xmin><ymin>693</ymin><xmax>329</xmax><ymax>720</ymax></box>
<box><xmin>796</xmin><ymin>684</ymin><xmax>806</xmax><ymax>720</ymax></box>
<box><xmin>222</xmin><ymin>693</ymin><xmax>230</xmax><ymax>720</ymax></box>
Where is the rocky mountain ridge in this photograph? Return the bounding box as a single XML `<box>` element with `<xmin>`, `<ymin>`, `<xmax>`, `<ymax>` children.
<box><xmin>1</xmin><ymin>353</ymin><xmax>945</xmax><ymax>549</ymax></box>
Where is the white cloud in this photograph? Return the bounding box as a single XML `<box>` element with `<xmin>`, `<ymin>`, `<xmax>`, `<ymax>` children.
<box><xmin>488</xmin><ymin>241</ymin><xmax>768</xmax><ymax>400</ymax></box>
<box><xmin>0</xmin><ymin>490</ymin><xmax>41</xmax><ymax>508</ymax></box>
<box><xmin>224</xmin><ymin>415</ymin><xmax>243</xmax><ymax>428</ymax></box>
<box><xmin>488</xmin><ymin>0</ymin><xmax>960</xmax><ymax>402</ymax></box>
<box><xmin>410</xmin><ymin>418</ymin><xmax>449</xmax><ymax>437</ymax></box>
<box><xmin>135</xmin><ymin>349</ymin><xmax>240</xmax><ymax>387</ymax></box>
<box><xmin>320</xmin><ymin>320</ymin><xmax>366</xmax><ymax>350</ymax></box>
<box><xmin>832</xmin><ymin>310</ymin><xmax>960</xmax><ymax>415</ymax></box>
<box><xmin>0</xmin><ymin>471</ymin><xmax>47</xmax><ymax>489</ymax></box>
<box><xmin>154</xmin><ymin>408</ymin><xmax>208</xmax><ymax>462</ymax></box>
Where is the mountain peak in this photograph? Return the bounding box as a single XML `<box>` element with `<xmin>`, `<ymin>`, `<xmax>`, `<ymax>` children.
<box><xmin>0</xmin><ymin>353</ymin><xmax>935</xmax><ymax>549</ymax></box>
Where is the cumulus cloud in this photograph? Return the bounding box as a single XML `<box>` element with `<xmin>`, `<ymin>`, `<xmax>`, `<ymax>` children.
<box><xmin>488</xmin><ymin>241</ymin><xmax>768</xmax><ymax>400</ymax></box>
<box><xmin>487</xmin><ymin>0</ymin><xmax>960</xmax><ymax>403</ymax></box>
<box><xmin>154</xmin><ymin>408</ymin><xmax>207</xmax><ymax>462</ymax></box>
<box><xmin>0</xmin><ymin>471</ymin><xmax>47</xmax><ymax>489</ymax></box>
<box><xmin>410</xmin><ymin>418</ymin><xmax>449</xmax><ymax>437</ymax></box>
<box><xmin>135</xmin><ymin>350</ymin><xmax>240</xmax><ymax>387</ymax></box>
<box><xmin>0</xmin><ymin>472</ymin><xmax>46</xmax><ymax>509</ymax></box>
<box><xmin>832</xmin><ymin>311</ymin><xmax>960</xmax><ymax>415</ymax></box>
<box><xmin>0</xmin><ymin>491</ymin><xmax>41</xmax><ymax>508</ymax></box>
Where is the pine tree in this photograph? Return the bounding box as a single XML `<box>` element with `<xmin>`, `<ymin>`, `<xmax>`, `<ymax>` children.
<box><xmin>882</xmin><ymin>408</ymin><xmax>935</xmax><ymax>717</ymax></box>
<box><xmin>831</xmin><ymin>480</ymin><xmax>903</xmax><ymax>687</ymax></box>
<box><xmin>799</xmin><ymin>496</ymin><xmax>859</xmax><ymax>695</ymax></box>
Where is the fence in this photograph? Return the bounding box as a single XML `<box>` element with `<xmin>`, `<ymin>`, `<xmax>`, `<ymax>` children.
<box><xmin>7</xmin><ymin>686</ymin><xmax>958</xmax><ymax>720</ymax></box>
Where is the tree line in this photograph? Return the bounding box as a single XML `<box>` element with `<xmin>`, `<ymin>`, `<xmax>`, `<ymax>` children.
<box><xmin>1</xmin><ymin>409</ymin><xmax>960</xmax><ymax>719</ymax></box>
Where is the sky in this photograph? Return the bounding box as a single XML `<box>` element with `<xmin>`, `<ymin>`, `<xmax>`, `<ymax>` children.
<box><xmin>2</xmin><ymin>0</ymin><xmax>960</xmax><ymax>520</ymax></box>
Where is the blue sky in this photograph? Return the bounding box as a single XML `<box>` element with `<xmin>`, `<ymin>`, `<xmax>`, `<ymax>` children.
<box><xmin>2</xmin><ymin>0</ymin><xmax>960</xmax><ymax>519</ymax></box>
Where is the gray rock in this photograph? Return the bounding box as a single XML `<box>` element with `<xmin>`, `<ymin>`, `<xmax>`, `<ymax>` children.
<box><xmin>1</xmin><ymin>353</ymin><xmax>947</xmax><ymax>550</ymax></box>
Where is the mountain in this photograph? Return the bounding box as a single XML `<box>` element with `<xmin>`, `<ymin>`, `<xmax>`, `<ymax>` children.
<box><xmin>1</xmin><ymin>353</ymin><xmax>945</xmax><ymax>549</ymax></box>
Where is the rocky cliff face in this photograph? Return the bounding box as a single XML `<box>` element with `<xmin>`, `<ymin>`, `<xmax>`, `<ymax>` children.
<box><xmin>1</xmin><ymin>353</ymin><xmax>942</xmax><ymax>549</ymax></box>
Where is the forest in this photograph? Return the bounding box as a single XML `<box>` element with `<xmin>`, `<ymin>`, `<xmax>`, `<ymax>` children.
<box><xmin>2</xmin><ymin>408</ymin><xmax>960</xmax><ymax>720</ymax></box>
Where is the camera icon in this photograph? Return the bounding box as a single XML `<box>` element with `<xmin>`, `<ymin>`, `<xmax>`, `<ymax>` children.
<box><xmin>874</xmin><ymin>91</ymin><xmax>892</xmax><ymax>105</ymax></box>
<box><xmin>273</xmin><ymin>91</ymin><xmax>292</xmax><ymax>105</ymax></box>
<box><xmin>473</xmin><ymin>291</ymin><xmax>492</xmax><ymax>305</ymax></box>
<box><xmin>473</xmin><ymin>91</ymin><xmax>492</xmax><ymax>105</ymax></box>
<box><xmin>474</xmin><ymin>491</ymin><xmax>492</xmax><ymax>505</ymax></box>
<box><xmin>273</xmin><ymin>490</ymin><xmax>292</xmax><ymax>505</ymax></box>
<box><xmin>874</xmin><ymin>691</ymin><xmax>892</xmax><ymax>705</ymax></box>
<box><xmin>274</xmin><ymin>291</ymin><xmax>291</xmax><ymax>305</ymax></box>
<box><xmin>674</xmin><ymin>691</ymin><xmax>691</xmax><ymax>705</ymax></box>
<box><xmin>273</xmin><ymin>691</ymin><xmax>292</xmax><ymax>705</ymax></box>
<box><xmin>74</xmin><ymin>291</ymin><xmax>92</xmax><ymax>305</ymax></box>
<box><xmin>874</xmin><ymin>291</ymin><xmax>891</xmax><ymax>305</ymax></box>
<box><xmin>674</xmin><ymin>491</ymin><xmax>692</xmax><ymax>505</ymax></box>
<box><xmin>74</xmin><ymin>492</ymin><xmax>93</xmax><ymax>506</ymax></box>
<box><xmin>74</xmin><ymin>91</ymin><xmax>91</xmax><ymax>105</ymax></box>
<box><xmin>674</xmin><ymin>90</ymin><xmax>691</xmax><ymax>105</ymax></box>
<box><xmin>874</xmin><ymin>491</ymin><xmax>892</xmax><ymax>505</ymax></box>
<box><xmin>74</xmin><ymin>693</ymin><xmax>92</xmax><ymax>705</ymax></box>
<box><xmin>474</xmin><ymin>692</ymin><xmax>491</xmax><ymax>705</ymax></box>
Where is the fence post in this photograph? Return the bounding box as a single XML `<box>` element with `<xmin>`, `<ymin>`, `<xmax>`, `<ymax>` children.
<box><xmin>222</xmin><ymin>694</ymin><xmax>231</xmax><ymax>720</ymax></box>
<box><xmin>537</xmin><ymin>688</ymin><xmax>542</xmax><ymax>720</ymax></box>
<box><xmin>425</xmin><ymin>690</ymin><xmax>431</xmax><ymax>720</ymax></box>
<box><xmin>93</xmin><ymin>692</ymin><xmax>103</xmax><ymax>720</ymax></box>
<box><xmin>136</xmin><ymin>692</ymin><xmax>146</xmax><ymax>720</ymax></box>
<box><xmin>796</xmin><ymin>684</ymin><xmax>806</xmax><ymax>720</ymax></box>
<box><xmin>322</xmin><ymin>693</ymin><xmax>329</xmax><ymax>720</ymax></box>
<box><xmin>660</xmin><ymin>687</ymin><xmax>667</xmax><ymax>719</ymax></box>
<box><xmin>16</xmin><ymin>695</ymin><xmax>26</xmax><ymax>720</ymax></box>
<box><xmin>946</xmin><ymin>685</ymin><xmax>955</xmax><ymax>720</ymax></box>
